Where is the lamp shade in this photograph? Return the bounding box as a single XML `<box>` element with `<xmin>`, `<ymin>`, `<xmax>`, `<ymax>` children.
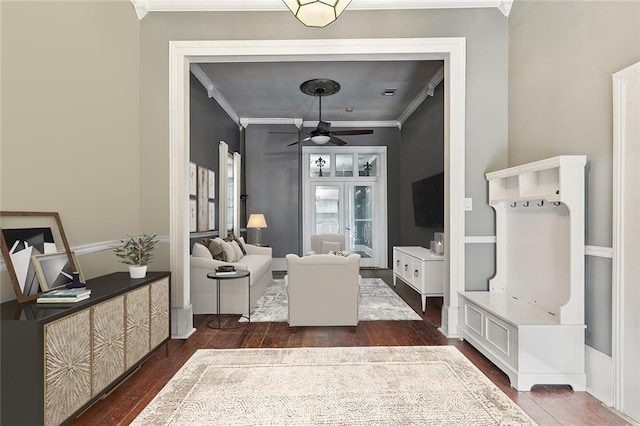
<box><xmin>282</xmin><ymin>0</ymin><xmax>351</xmax><ymax>28</ymax></box>
<box><xmin>247</xmin><ymin>214</ymin><xmax>268</xmax><ymax>229</ymax></box>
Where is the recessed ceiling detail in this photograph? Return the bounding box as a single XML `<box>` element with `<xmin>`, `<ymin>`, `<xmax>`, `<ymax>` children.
<box><xmin>195</xmin><ymin>60</ymin><xmax>444</xmax><ymax>126</ymax></box>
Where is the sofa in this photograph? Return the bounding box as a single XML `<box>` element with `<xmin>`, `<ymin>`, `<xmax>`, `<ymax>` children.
<box><xmin>285</xmin><ymin>253</ymin><xmax>361</xmax><ymax>326</ymax></box>
<box><xmin>190</xmin><ymin>237</ymin><xmax>272</xmax><ymax>315</ymax></box>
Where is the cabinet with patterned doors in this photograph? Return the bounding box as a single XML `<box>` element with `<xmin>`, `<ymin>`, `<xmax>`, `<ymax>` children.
<box><xmin>1</xmin><ymin>272</ymin><xmax>170</xmax><ymax>426</ymax></box>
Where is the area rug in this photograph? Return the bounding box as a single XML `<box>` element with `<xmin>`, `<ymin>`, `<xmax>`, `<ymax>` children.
<box><xmin>240</xmin><ymin>278</ymin><xmax>422</xmax><ymax>322</ymax></box>
<box><xmin>131</xmin><ymin>346</ymin><xmax>536</xmax><ymax>425</ymax></box>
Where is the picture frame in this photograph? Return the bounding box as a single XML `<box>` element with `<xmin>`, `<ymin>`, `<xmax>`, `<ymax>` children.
<box><xmin>0</xmin><ymin>212</ymin><xmax>77</xmax><ymax>303</ymax></box>
<box><xmin>189</xmin><ymin>162</ymin><xmax>197</xmax><ymax>196</ymax></box>
<box><xmin>208</xmin><ymin>201</ymin><xmax>215</xmax><ymax>230</ymax></box>
<box><xmin>208</xmin><ymin>170</ymin><xmax>215</xmax><ymax>199</ymax></box>
<box><xmin>32</xmin><ymin>251</ymin><xmax>84</xmax><ymax>291</ymax></box>
<box><xmin>189</xmin><ymin>199</ymin><xmax>197</xmax><ymax>233</ymax></box>
<box><xmin>197</xmin><ymin>166</ymin><xmax>209</xmax><ymax>232</ymax></box>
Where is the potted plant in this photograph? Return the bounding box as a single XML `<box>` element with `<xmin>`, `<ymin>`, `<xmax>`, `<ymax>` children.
<box><xmin>114</xmin><ymin>233</ymin><xmax>158</xmax><ymax>279</ymax></box>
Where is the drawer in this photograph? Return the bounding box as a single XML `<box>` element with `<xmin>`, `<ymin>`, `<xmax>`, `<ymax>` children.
<box><xmin>393</xmin><ymin>250</ymin><xmax>402</xmax><ymax>275</ymax></box>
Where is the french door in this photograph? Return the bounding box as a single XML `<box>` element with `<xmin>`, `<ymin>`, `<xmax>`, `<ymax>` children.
<box><xmin>302</xmin><ymin>146</ymin><xmax>387</xmax><ymax>268</ymax></box>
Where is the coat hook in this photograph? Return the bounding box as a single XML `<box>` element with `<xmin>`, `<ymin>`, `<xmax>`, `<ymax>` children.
<box><xmin>537</xmin><ymin>200</ymin><xmax>544</xmax><ymax>207</ymax></box>
<box><xmin>523</xmin><ymin>201</ymin><xmax>530</xmax><ymax>207</ymax></box>
<box><xmin>510</xmin><ymin>202</ymin><xmax>517</xmax><ymax>208</ymax></box>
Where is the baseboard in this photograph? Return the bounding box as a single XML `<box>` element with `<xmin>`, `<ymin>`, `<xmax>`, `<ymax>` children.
<box><xmin>171</xmin><ymin>304</ymin><xmax>195</xmax><ymax>339</ymax></box>
<box><xmin>440</xmin><ymin>304</ymin><xmax>459</xmax><ymax>338</ymax></box>
<box><xmin>586</xmin><ymin>345</ymin><xmax>614</xmax><ymax>406</ymax></box>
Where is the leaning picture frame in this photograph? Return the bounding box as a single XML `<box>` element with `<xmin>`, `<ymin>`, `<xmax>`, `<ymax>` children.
<box><xmin>0</xmin><ymin>211</ymin><xmax>77</xmax><ymax>303</ymax></box>
<box><xmin>32</xmin><ymin>251</ymin><xmax>84</xmax><ymax>291</ymax></box>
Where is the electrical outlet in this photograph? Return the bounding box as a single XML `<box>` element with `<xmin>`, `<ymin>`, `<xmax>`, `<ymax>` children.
<box><xmin>465</xmin><ymin>198</ymin><xmax>473</xmax><ymax>211</ymax></box>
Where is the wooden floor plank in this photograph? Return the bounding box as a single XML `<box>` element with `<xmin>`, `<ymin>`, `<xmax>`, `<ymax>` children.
<box><xmin>70</xmin><ymin>270</ymin><xmax>632</xmax><ymax>426</ymax></box>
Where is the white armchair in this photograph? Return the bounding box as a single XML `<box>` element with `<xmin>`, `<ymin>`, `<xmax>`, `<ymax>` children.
<box><xmin>308</xmin><ymin>233</ymin><xmax>346</xmax><ymax>255</ymax></box>
<box><xmin>285</xmin><ymin>253</ymin><xmax>360</xmax><ymax>326</ymax></box>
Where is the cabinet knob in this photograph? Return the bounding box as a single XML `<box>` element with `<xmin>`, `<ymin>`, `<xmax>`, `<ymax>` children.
<box><xmin>414</xmin><ymin>270</ymin><xmax>419</xmax><ymax>277</ymax></box>
<box><xmin>404</xmin><ymin>264</ymin><xmax>408</xmax><ymax>271</ymax></box>
<box><xmin>396</xmin><ymin>259</ymin><xmax>400</xmax><ymax>266</ymax></box>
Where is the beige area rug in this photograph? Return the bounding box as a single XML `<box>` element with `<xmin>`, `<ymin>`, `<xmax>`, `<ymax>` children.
<box><xmin>132</xmin><ymin>346</ymin><xmax>536</xmax><ymax>425</ymax></box>
<box><xmin>240</xmin><ymin>278</ymin><xmax>422</xmax><ymax>322</ymax></box>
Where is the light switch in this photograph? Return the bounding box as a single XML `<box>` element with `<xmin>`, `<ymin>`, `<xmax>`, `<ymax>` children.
<box><xmin>465</xmin><ymin>198</ymin><xmax>473</xmax><ymax>211</ymax></box>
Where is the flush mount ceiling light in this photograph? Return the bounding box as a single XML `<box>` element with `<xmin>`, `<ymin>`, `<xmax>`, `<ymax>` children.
<box><xmin>282</xmin><ymin>0</ymin><xmax>352</xmax><ymax>28</ymax></box>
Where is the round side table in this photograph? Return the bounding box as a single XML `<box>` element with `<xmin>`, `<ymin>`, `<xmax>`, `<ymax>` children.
<box><xmin>206</xmin><ymin>270</ymin><xmax>251</xmax><ymax>329</ymax></box>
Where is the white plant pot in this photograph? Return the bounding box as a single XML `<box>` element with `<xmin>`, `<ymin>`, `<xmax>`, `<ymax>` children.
<box><xmin>129</xmin><ymin>265</ymin><xmax>147</xmax><ymax>279</ymax></box>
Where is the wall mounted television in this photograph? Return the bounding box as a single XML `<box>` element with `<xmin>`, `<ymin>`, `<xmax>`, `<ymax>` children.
<box><xmin>412</xmin><ymin>171</ymin><xmax>444</xmax><ymax>227</ymax></box>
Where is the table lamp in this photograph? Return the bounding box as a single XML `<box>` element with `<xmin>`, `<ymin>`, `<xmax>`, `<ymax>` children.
<box><xmin>247</xmin><ymin>214</ymin><xmax>267</xmax><ymax>246</ymax></box>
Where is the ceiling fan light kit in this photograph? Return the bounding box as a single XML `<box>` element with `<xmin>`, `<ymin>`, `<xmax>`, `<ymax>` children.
<box><xmin>311</xmin><ymin>135</ymin><xmax>331</xmax><ymax>144</ymax></box>
<box><xmin>282</xmin><ymin>0</ymin><xmax>352</xmax><ymax>28</ymax></box>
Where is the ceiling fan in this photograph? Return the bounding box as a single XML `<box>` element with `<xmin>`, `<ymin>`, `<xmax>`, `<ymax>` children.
<box><xmin>274</xmin><ymin>78</ymin><xmax>374</xmax><ymax>146</ymax></box>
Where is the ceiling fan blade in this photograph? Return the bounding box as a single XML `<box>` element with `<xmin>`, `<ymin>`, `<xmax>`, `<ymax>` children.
<box><xmin>287</xmin><ymin>136</ymin><xmax>311</xmax><ymax>146</ymax></box>
<box><xmin>329</xmin><ymin>136</ymin><xmax>348</xmax><ymax>146</ymax></box>
<box><xmin>330</xmin><ymin>129</ymin><xmax>374</xmax><ymax>136</ymax></box>
<box><xmin>317</xmin><ymin>121</ymin><xmax>332</xmax><ymax>133</ymax></box>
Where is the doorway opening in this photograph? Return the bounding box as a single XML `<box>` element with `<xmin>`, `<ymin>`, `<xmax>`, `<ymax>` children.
<box><xmin>169</xmin><ymin>37</ymin><xmax>466</xmax><ymax>338</ymax></box>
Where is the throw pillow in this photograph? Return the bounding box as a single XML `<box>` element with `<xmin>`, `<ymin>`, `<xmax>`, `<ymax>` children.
<box><xmin>321</xmin><ymin>240</ymin><xmax>342</xmax><ymax>254</ymax></box>
<box><xmin>217</xmin><ymin>238</ymin><xmax>236</xmax><ymax>263</ymax></box>
<box><xmin>192</xmin><ymin>242</ymin><xmax>213</xmax><ymax>259</ymax></box>
<box><xmin>225</xmin><ymin>234</ymin><xmax>247</xmax><ymax>255</ymax></box>
<box><xmin>230</xmin><ymin>240</ymin><xmax>244</xmax><ymax>261</ymax></box>
<box><xmin>201</xmin><ymin>238</ymin><xmax>224</xmax><ymax>260</ymax></box>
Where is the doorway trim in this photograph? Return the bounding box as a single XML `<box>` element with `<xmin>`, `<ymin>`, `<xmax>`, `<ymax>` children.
<box><xmin>169</xmin><ymin>37</ymin><xmax>466</xmax><ymax>338</ymax></box>
<box><xmin>612</xmin><ymin>61</ymin><xmax>640</xmax><ymax>420</ymax></box>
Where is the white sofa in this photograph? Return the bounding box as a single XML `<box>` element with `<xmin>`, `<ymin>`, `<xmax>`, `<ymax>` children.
<box><xmin>285</xmin><ymin>253</ymin><xmax>361</xmax><ymax>326</ymax></box>
<box><xmin>190</xmin><ymin>240</ymin><xmax>272</xmax><ymax>315</ymax></box>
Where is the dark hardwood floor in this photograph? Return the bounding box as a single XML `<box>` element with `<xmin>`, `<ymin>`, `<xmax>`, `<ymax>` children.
<box><xmin>72</xmin><ymin>270</ymin><xmax>631</xmax><ymax>425</ymax></box>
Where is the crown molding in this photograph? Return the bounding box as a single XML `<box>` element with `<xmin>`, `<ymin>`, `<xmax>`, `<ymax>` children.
<box><xmin>239</xmin><ymin>118</ymin><xmax>398</xmax><ymax>128</ymax></box>
<box><xmin>241</xmin><ymin>117</ymin><xmax>303</xmax><ymax>127</ymax></box>
<box><xmin>398</xmin><ymin>65</ymin><xmax>444</xmax><ymax>125</ymax></box>
<box><xmin>130</xmin><ymin>0</ymin><xmax>512</xmax><ymax>19</ymax></box>
<box><xmin>304</xmin><ymin>120</ymin><xmax>400</xmax><ymax>128</ymax></box>
<box><xmin>190</xmin><ymin>64</ymin><xmax>240</xmax><ymax>125</ymax></box>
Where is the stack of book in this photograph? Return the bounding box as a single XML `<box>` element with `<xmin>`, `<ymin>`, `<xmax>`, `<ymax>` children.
<box><xmin>215</xmin><ymin>265</ymin><xmax>237</xmax><ymax>276</ymax></box>
<box><xmin>37</xmin><ymin>288</ymin><xmax>92</xmax><ymax>304</ymax></box>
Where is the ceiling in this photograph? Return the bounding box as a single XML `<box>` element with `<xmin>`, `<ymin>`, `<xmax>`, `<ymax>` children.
<box><xmin>193</xmin><ymin>60</ymin><xmax>444</xmax><ymax>127</ymax></box>
<box><xmin>132</xmin><ymin>0</ymin><xmax>513</xmax><ymax>128</ymax></box>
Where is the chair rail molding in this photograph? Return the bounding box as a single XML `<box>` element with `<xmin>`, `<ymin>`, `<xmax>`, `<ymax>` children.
<box><xmin>130</xmin><ymin>0</ymin><xmax>512</xmax><ymax>20</ymax></box>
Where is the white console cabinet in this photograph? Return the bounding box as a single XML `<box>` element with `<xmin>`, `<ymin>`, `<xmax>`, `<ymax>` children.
<box><xmin>458</xmin><ymin>156</ymin><xmax>587</xmax><ymax>391</ymax></box>
<box><xmin>393</xmin><ymin>246</ymin><xmax>444</xmax><ymax>313</ymax></box>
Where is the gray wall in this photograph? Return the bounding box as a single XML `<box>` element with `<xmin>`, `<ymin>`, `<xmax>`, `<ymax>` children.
<box><xmin>140</xmin><ymin>9</ymin><xmax>507</xmax><ymax>243</ymax></box>
<box><xmin>245</xmin><ymin>124</ymin><xmax>401</xmax><ymax>259</ymax></box>
<box><xmin>189</xmin><ymin>72</ymin><xmax>240</xmax><ymax>233</ymax></box>
<box><xmin>508</xmin><ymin>0</ymin><xmax>640</xmax><ymax>354</ymax></box>
<box><xmin>138</xmin><ymin>7</ymin><xmax>509</xmax><ymax>285</ymax></box>
<box><xmin>400</xmin><ymin>82</ymin><xmax>445</xmax><ymax>246</ymax></box>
